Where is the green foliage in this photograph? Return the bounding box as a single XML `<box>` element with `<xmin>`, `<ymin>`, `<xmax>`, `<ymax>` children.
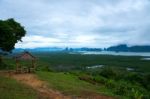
<box><xmin>105</xmin><ymin>79</ymin><xmax>116</xmax><ymax>89</ymax></box>
<box><xmin>0</xmin><ymin>61</ymin><xmax>8</xmax><ymax>70</ymax></box>
<box><xmin>0</xmin><ymin>18</ymin><xmax>26</xmax><ymax>52</ymax></box>
<box><xmin>32</xmin><ymin>52</ymin><xmax>150</xmax><ymax>72</ymax></box>
<box><xmin>0</xmin><ymin>57</ymin><xmax>15</xmax><ymax>70</ymax></box>
<box><xmin>93</xmin><ymin>75</ymin><xmax>107</xmax><ymax>84</ymax></box>
<box><xmin>125</xmin><ymin>72</ymin><xmax>143</xmax><ymax>84</ymax></box>
<box><xmin>114</xmin><ymin>81</ymin><xmax>130</xmax><ymax>96</ymax></box>
<box><xmin>73</xmin><ymin>66</ymin><xmax>150</xmax><ymax>99</ymax></box>
<box><xmin>130</xmin><ymin>88</ymin><xmax>144</xmax><ymax>99</ymax></box>
<box><xmin>142</xmin><ymin>73</ymin><xmax>150</xmax><ymax>90</ymax></box>
<box><xmin>99</xmin><ymin>68</ymin><xmax>118</xmax><ymax>79</ymax></box>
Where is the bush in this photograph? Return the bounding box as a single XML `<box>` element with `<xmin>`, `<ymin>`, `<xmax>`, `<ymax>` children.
<box><xmin>142</xmin><ymin>73</ymin><xmax>150</xmax><ymax>90</ymax></box>
<box><xmin>36</xmin><ymin>65</ymin><xmax>54</xmax><ymax>72</ymax></box>
<box><xmin>92</xmin><ymin>75</ymin><xmax>107</xmax><ymax>84</ymax></box>
<box><xmin>114</xmin><ymin>81</ymin><xmax>131</xmax><ymax>96</ymax></box>
<box><xmin>0</xmin><ymin>61</ymin><xmax>9</xmax><ymax>70</ymax></box>
<box><xmin>125</xmin><ymin>72</ymin><xmax>143</xmax><ymax>84</ymax></box>
<box><xmin>114</xmin><ymin>81</ymin><xmax>148</xmax><ymax>99</ymax></box>
<box><xmin>78</xmin><ymin>74</ymin><xmax>97</xmax><ymax>85</ymax></box>
<box><xmin>130</xmin><ymin>88</ymin><xmax>144</xmax><ymax>99</ymax></box>
<box><xmin>99</xmin><ymin>67</ymin><xmax>120</xmax><ymax>79</ymax></box>
<box><xmin>105</xmin><ymin>79</ymin><xmax>116</xmax><ymax>89</ymax></box>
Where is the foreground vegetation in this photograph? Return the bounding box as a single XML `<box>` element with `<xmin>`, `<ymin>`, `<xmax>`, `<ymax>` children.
<box><xmin>79</xmin><ymin>68</ymin><xmax>150</xmax><ymax>99</ymax></box>
<box><xmin>1</xmin><ymin>51</ymin><xmax>150</xmax><ymax>99</ymax></box>
<box><xmin>36</xmin><ymin>70</ymin><xmax>150</xmax><ymax>99</ymax></box>
<box><xmin>0</xmin><ymin>75</ymin><xmax>38</xmax><ymax>99</ymax></box>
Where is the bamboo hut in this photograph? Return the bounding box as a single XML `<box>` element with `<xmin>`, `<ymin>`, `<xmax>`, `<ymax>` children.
<box><xmin>14</xmin><ymin>51</ymin><xmax>36</xmax><ymax>73</ymax></box>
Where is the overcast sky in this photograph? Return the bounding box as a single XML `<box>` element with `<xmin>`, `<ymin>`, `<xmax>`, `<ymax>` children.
<box><xmin>0</xmin><ymin>0</ymin><xmax>150</xmax><ymax>48</ymax></box>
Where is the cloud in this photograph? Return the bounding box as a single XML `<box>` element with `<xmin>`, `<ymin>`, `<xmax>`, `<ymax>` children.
<box><xmin>0</xmin><ymin>0</ymin><xmax>150</xmax><ymax>48</ymax></box>
<box><xmin>15</xmin><ymin>35</ymin><xmax>61</xmax><ymax>48</ymax></box>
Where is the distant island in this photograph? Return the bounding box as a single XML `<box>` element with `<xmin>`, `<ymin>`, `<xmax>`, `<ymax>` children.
<box><xmin>106</xmin><ymin>44</ymin><xmax>150</xmax><ymax>52</ymax></box>
<box><xmin>13</xmin><ymin>47</ymin><xmax>102</xmax><ymax>52</ymax></box>
<box><xmin>13</xmin><ymin>44</ymin><xmax>150</xmax><ymax>52</ymax></box>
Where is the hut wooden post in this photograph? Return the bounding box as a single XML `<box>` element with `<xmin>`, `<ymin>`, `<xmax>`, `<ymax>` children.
<box><xmin>31</xmin><ymin>60</ymin><xmax>36</xmax><ymax>72</ymax></box>
<box><xmin>16</xmin><ymin>60</ymin><xmax>20</xmax><ymax>73</ymax></box>
<box><xmin>32</xmin><ymin>60</ymin><xmax>36</xmax><ymax>68</ymax></box>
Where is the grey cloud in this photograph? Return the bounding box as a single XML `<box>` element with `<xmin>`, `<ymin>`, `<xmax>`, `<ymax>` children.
<box><xmin>93</xmin><ymin>26</ymin><xmax>136</xmax><ymax>34</ymax></box>
<box><xmin>0</xmin><ymin>0</ymin><xmax>150</xmax><ymax>48</ymax></box>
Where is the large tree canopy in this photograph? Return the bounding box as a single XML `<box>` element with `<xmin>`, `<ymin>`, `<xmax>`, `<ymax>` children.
<box><xmin>0</xmin><ymin>18</ymin><xmax>26</xmax><ymax>52</ymax></box>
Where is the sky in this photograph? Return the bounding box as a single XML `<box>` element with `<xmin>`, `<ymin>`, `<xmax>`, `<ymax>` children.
<box><xmin>0</xmin><ymin>0</ymin><xmax>150</xmax><ymax>48</ymax></box>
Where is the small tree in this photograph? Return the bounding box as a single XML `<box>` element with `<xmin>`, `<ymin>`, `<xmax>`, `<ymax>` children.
<box><xmin>0</xmin><ymin>18</ymin><xmax>26</xmax><ymax>66</ymax></box>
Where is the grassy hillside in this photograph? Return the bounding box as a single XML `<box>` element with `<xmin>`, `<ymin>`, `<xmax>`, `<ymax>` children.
<box><xmin>0</xmin><ymin>75</ymin><xmax>38</xmax><ymax>99</ymax></box>
<box><xmin>36</xmin><ymin>71</ymin><xmax>117</xmax><ymax>98</ymax></box>
<box><xmin>1</xmin><ymin>51</ymin><xmax>150</xmax><ymax>99</ymax></box>
<box><xmin>36</xmin><ymin>70</ymin><xmax>150</xmax><ymax>99</ymax></box>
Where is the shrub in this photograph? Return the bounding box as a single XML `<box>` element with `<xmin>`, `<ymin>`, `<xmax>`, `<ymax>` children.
<box><xmin>114</xmin><ymin>81</ymin><xmax>148</xmax><ymax>99</ymax></box>
<box><xmin>92</xmin><ymin>75</ymin><xmax>107</xmax><ymax>84</ymax></box>
<box><xmin>130</xmin><ymin>88</ymin><xmax>144</xmax><ymax>99</ymax></box>
<box><xmin>142</xmin><ymin>73</ymin><xmax>150</xmax><ymax>90</ymax></box>
<box><xmin>125</xmin><ymin>72</ymin><xmax>143</xmax><ymax>84</ymax></box>
<box><xmin>99</xmin><ymin>68</ymin><xmax>119</xmax><ymax>79</ymax></box>
<box><xmin>105</xmin><ymin>79</ymin><xmax>116</xmax><ymax>89</ymax></box>
<box><xmin>0</xmin><ymin>61</ymin><xmax>9</xmax><ymax>70</ymax></box>
<box><xmin>78</xmin><ymin>74</ymin><xmax>97</xmax><ymax>85</ymax></box>
<box><xmin>114</xmin><ymin>81</ymin><xmax>132</xmax><ymax>96</ymax></box>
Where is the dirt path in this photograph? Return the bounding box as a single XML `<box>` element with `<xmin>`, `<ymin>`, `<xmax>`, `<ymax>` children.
<box><xmin>0</xmin><ymin>71</ymin><xmax>114</xmax><ymax>99</ymax></box>
<box><xmin>11</xmin><ymin>73</ymin><xmax>71</xmax><ymax>99</ymax></box>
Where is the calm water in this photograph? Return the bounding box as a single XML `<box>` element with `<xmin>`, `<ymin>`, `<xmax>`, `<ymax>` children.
<box><xmin>77</xmin><ymin>51</ymin><xmax>150</xmax><ymax>57</ymax></box>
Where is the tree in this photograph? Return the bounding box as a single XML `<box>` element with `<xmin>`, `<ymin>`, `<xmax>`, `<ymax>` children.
<box><xmin>0</xmin><ymin>18</ymin><xmax>26</xmax><ymax>52</ymax></box>
<box><xmin>0</xmin><ymin>18</ymin><xmax>26</xmax><ymax>66</ymax></box>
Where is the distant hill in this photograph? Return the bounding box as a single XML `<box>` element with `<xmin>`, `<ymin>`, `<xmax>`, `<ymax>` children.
<box><xmin>13</xmin><ymin>47</ymin><xmax>64</xmax><ymax>52</ymax></box>
<box><xmin>13</xmin><ymin>47</ymin><xmax>102</xmax><ymax>52</ymax></box>
<box><xmin>69</xmin><ymin>47</ymin><xmax>102</xmax><ymax>52</ymax></box>
<box><xmin>14</xmin><ymin>45</ymin><xmax>150</xmax><ymax>52</ymax></box>
<box><xmin>106</xmin><ymin>44</ymin><xmax>150</xmax><ymax>52</ymax></box>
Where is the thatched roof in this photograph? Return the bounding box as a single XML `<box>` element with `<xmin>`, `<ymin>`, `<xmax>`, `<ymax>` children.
<box><xmin>14</xmin><ymin>51</ymin><xmax>36</xmax><ymax>60</ymax></box>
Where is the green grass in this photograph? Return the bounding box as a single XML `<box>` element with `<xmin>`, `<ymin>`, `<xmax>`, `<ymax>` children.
<box><xmin>36</xmin><ymin>71</ymin><xmax>115</xmax><ymax>97</ymax></box>
<box><xmin>0</xmin><ymin>75</ymin><xmax>38</xmax><ymax>99</ymax></box>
